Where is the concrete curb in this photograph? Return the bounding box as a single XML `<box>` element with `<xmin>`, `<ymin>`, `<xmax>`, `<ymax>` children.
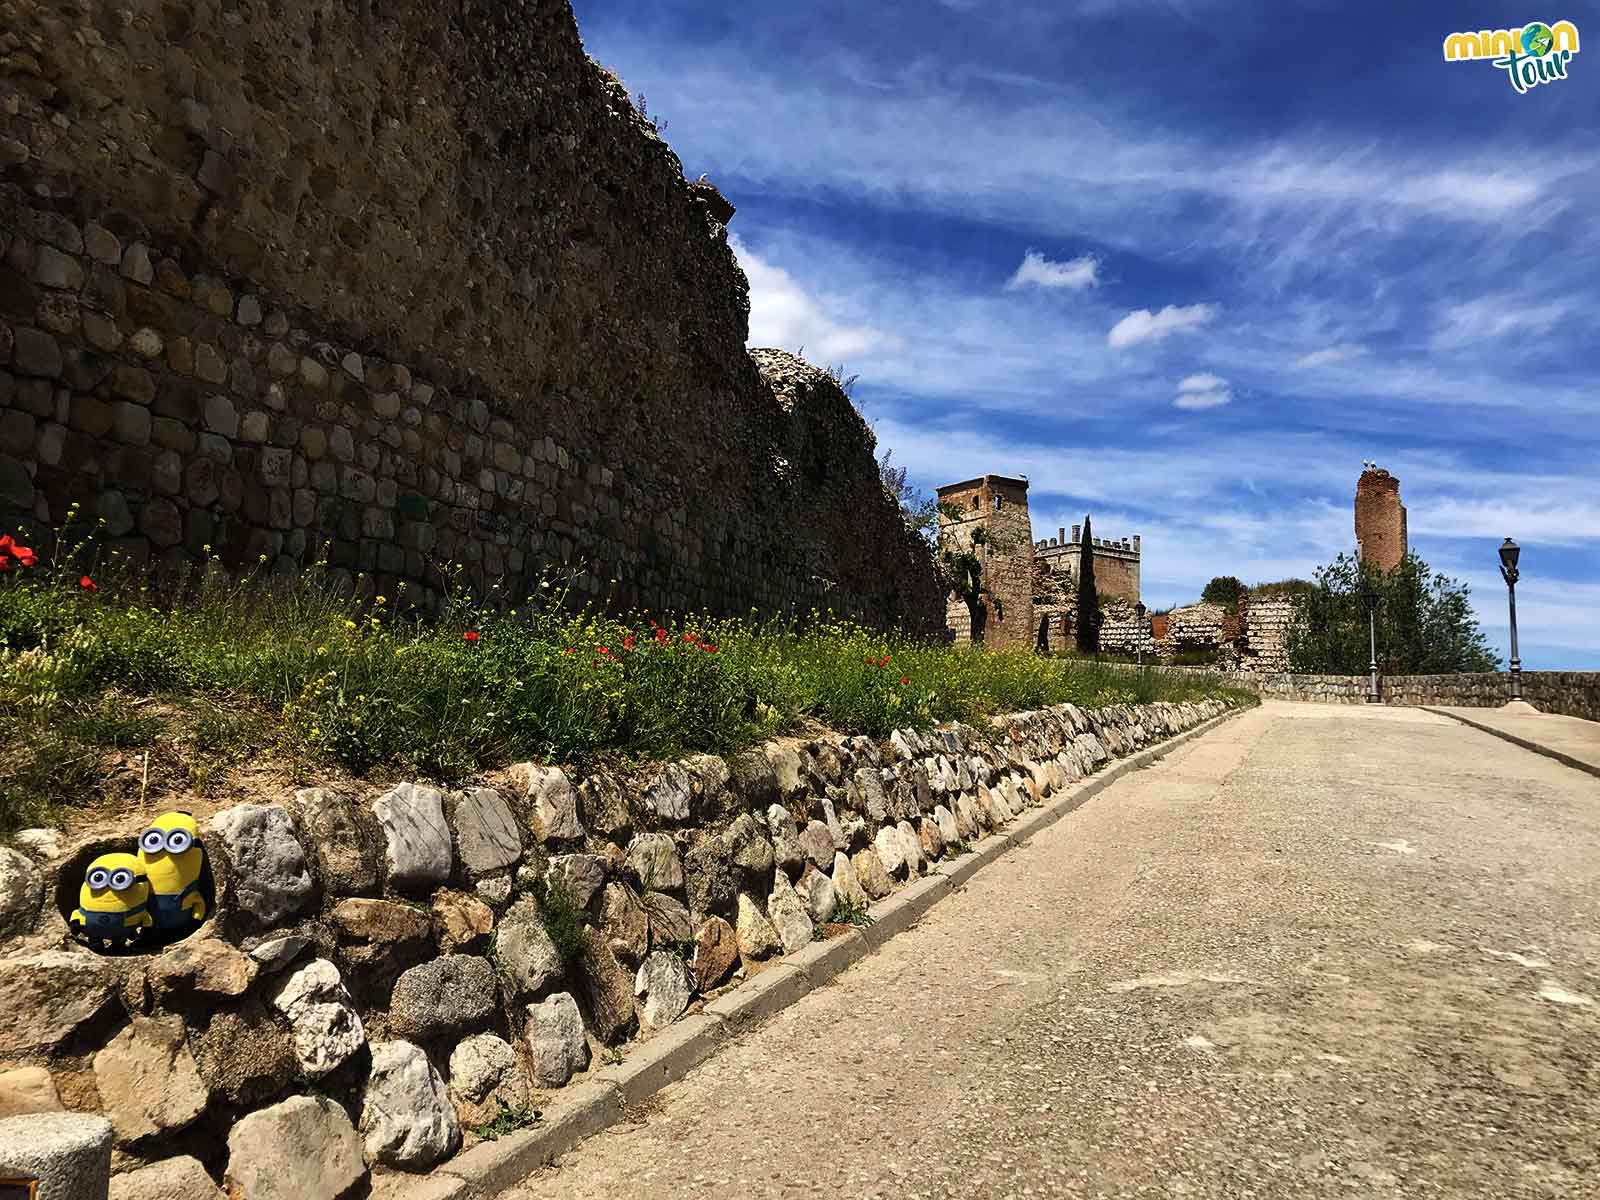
<box><xmin>1420</xmin><ymin>706</ymin><xmax>1600</xmax><ymax>781</ymax></box>
<box><xmin>388</xmin><ymin>702</ymin><xmax>1249</xmax><ymax>1200</ymax></box>
<box><xmin>411</xmin><ymin>1078</ymin><xmax>625</xmax><ymax>1199</ymax></box>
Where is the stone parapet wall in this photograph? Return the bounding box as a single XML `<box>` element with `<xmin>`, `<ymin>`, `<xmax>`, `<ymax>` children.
<box><xmin>1108</xmin><ymin>665</ymin><xmax>1600</xmax><ymax>723</ymax></box>
<box><xmin>0</xmin><ymin>0</ymin><xmax>941</xmax><ymax>631</ymax></box>
<box><xmin>0</xmin><ymin>696</ymin><xmax>1235</xmax><ymax>1196</ymax></box>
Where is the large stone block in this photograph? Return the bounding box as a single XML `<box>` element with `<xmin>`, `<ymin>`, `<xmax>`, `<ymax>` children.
<box><xmin>359</xmin><ymin>1040</ymin><xmax>460</xmax><ymax>1169</ymax></box>
<box><xmin>92</xmin><ymin>1015</ymin><xmax>209</xmax><ymax>1145</ymax></box>
<box><xmin>225</xmin><ymin>1095</ymin><xmax>365</xmax><ymax>1200</ymax></box>
<box><xmin>208</xmin><ymin>803</ymin><xmax>315</xmax><ymax>928</ymax></box>
<box><xmin>372</xmin><ymin>783</ymin><xmax>452</xmax><ymax>892</ymax></box>
<box><xmin>0</xmin><ymin>949</ymin><xmax>119</xmax><ymax>1057</ymax></box>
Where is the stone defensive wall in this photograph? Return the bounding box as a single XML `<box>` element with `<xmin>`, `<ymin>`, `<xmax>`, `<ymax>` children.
<box><xmin>0</xmin><ymin>0</ymin><xmax>941</xmax><ymax>630</ymax></box>
<box><xmin>1111</xmin><ymin>665</ymin><xmax>1600</xmax><ymax>724</ymax></box>
<box><xmin>0</xmin><ymin>697</ymin><xmax>1235</xmax><ymax>1197</ymax></box>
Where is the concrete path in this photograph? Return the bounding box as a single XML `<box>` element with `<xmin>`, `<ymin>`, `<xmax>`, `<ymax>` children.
<box><xmin>508</xmin><ymin>702</ymin><xmax>1600</xmax><ymax>1199</ymax></box>
<box><xmin>1425</xmin><ymin>704</ymin><xmax>1600</xmax><ymax>779</ymax></box>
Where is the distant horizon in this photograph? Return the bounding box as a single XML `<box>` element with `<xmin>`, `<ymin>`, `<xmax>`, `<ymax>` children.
<box><xmin>576</xmin><ymin>1</ymin><xmax>1597</xmax><ymax>673</ymax></box>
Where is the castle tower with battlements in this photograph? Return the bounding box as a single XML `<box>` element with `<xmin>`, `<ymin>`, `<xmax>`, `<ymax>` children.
<box><xmin>1355</xmin><ymin>466</ymin><xmax>1407</xmax><ymax>572</ymax></box>
<box><xmin>936</xmin><ymin>475</ymin><xmax>1036</xmax><ymax>648</ymax></box>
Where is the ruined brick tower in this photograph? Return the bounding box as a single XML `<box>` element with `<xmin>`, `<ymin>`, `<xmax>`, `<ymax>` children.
<box><xmin>1355</xmin><ymin>465</ymin><xmax>1407</xmax><ymax>571</ymax></box>
<box><xmin>936</xmin><ymin>475</ymin><xmax>1035</xmax><ymax>648</ymax></box>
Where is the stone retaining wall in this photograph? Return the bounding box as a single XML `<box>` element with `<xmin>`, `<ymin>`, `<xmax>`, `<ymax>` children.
<box><xmin>0</xmin><ymin>697</ymin><xmax>1235</xmax><ymax>1198</ymax></box>
<box><xmin>0</xmin><ymin>0</ymin><xmax>941</xmax><ymax>631</ymax></box>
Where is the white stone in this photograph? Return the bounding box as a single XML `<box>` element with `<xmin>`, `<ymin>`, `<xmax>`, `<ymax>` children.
<box><xmin>447</xmin><ymin>1034</ymin><xmax>529</xmax><ymax>1126</ymax></box>
<box><xmin>109</xmin><ymin>1154</ymin><xmax>224</xmax><ymax>1200</ymax></box>
<box><xmin>450</xmin><ymin>786</ymin><xmax>522</xmax><ymax>877</ymax></box>
<box><xmin>0</xmin><ymin>846</ymin><xmax>43</xmax><ymax>937</ymax></box>
<box><xmin>267</xmin><ymin>958</ymin><xmax>366</xmax><ymax>1077</ymax></box>
<box><xmin>514</xmin><ymin>765</ymin><xmax>582</xmax><ymax>843</ymax></box>
<box><xmin>208</xmin><ymin>804</ymin><xmax>314</xmax><ymax>927</ymax></box>
<box><xmin>634</xmin><ymin>951</ymin><xmax>692</xmax><ymax>1033</ymax></box>
<box><xmin>225</xmin><ymin>1095</ymin><xmax>365</xmax><ymax>1200</ymax></box>
<box><xmin>372</xmin><ymin>783</ymin><xmax>452</xmax><ymax>891</ymax></box>
<box><xmin>896</xmin><ymin>820</ymin><xmax>924</xmax><ymax>875</ymax></box>
<box><xmin>767</xmin><ymin>869</ymin><xmax>814</xmax><ymax>954</ymax></box>
<box><xmin>797</xmin><ymin>865</ymin><xmax>837</xmax><ymax>924</ymax></box>
<box><xmin>360</xmin><ymin>1041</ymin><xmax>460</xmax><ymax>1168</ymax></box>
<box><xmin>526</xmin><ymin>992</ymin><xmax>589</xmax><ymax>1087</ymax></box>
<box><xmin>495</xmin><ymin>898</ymin><xmax>564</xmax><ymax>1001</ymax></box>
<box><xmin>831</xmin><ymin>852</ymin><xmax>868</xmax><ymax>911</ymax></box>
<box><xmin>627</xmin><ymin>833</ymin><xmax>684</xmax><ymax>893</ymax></box>
<box><xmin>874</xmin><ymin>825</ymin><xmax>908</xmax><ymax>878</ymax></box>
<box><xmin>734</xmin><ymin>892</ymin><xmax>782</xmax><ymax>960</ymax></box>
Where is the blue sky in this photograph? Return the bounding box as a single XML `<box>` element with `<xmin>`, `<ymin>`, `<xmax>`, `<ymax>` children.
<box><xmin>573</xmin><ymin>1</ymin><xmax>1599</xmax><ymax>669</ymax></box>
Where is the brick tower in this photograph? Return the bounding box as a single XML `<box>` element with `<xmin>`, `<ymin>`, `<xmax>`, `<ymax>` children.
<box><xmin>935</xmin><ymin>475</ymin><xmax>1035</xmax><ymax>648</ymax></box>
<box><xmin>1354</xmin><ymin>465</ymin><xmax>1407</xmax><ymax>571</ymax></box>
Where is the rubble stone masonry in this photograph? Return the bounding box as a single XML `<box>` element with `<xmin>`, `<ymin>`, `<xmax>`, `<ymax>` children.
<box><xmin>0</xmin><ymin>0</ymin><xmax>941</xmax><ymax>630</ymax></box>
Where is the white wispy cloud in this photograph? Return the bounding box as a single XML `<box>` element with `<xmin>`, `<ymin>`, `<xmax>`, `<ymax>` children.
<box><xmin>1108</xmin><ymin>303</ymin><xmax>1217</xmax><ymax>349</ymax></box>
<box><xmin>1295</xmin><ymin>343</ymin><xmax>1368</xmax><ymax>369</ymax></box>
<box><xmin>1174</xmin><ymin>373</ymin><xmax>1232</xmax><ymax>410</ymax></box>
<box><xmin>1432</xmin><ymin>296</ymin><xmax>1575</xmax><ymax>347</ymax></box>
<box><xmin>1006</xmin><ymin>250</ymin><xmax>1099</xmax><ymax>291</ymax></box>
<box><xmin>731</xmin><ymin>233</ymin><xmax>896</xmax><ymax>361</ymax></box>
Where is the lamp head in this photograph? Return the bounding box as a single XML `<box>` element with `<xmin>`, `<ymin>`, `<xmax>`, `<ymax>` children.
<box><xmin>1359</xmin><ymin>581</ymin><xmax>1379</xmax><ymax>612</ymax></box>
<box><xmin>1498</xmin><ymin>538</ymin><xmax>1520</xmax><ymax>573</ymax></box>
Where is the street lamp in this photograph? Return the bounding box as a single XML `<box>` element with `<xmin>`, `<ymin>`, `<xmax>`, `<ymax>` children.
<box><xmin>1499</xmin><ymin>538</ymin><xmax>1522</xmax><ymax>701</ymax></box>
<box><xmin>1135</xmin><ymin>601</ymin><xmax>1147</xmax><ymax>667</ymax></box>
<box><xmin>1360</xmin><ymin>580</ymin><xmax>1380</xmax><ymax>703</ymax></box>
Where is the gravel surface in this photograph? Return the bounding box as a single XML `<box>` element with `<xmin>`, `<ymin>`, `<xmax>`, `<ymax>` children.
<box><xmin>509</xmin><ymin>702</ymin><xmax>1600</xmax><ymax>1199</ymax></box>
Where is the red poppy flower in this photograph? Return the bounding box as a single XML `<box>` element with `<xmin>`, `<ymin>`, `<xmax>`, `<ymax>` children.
<box><xmin>0</xmin><ymin>536</ymin><xmax>12</xmax><ymax>554</ymax></box>
<box><xmin>463</xmin><ymin>630</ymin><xmax>480</xmax><ymax>642</ymax></box>
<box><xmin>563</xmin><ymin>647</ymin><xmax>575</xmax><ymax>655</ymax></box>
<box><xmin>622</xmin><ymin>635</ymin><xmax>636</xmax><ymax>651</ymax></box>
<box><xmin>11</xmin><ymin>544</ymin><xmax>35</xmax><ymax>568</ymax></box>
<box><xmin>683</xmin><ymin>632</ymin><xmax>696</xmax><ymax>643</ymax></box>
<box><xmin>900</xmin><ymin>676</ymin><xmax>909</xmax><ymax>685</ymax></box>
<box><xmin>597</xmin><ymin>645</ymin><xmax>610</xmax><ymax>655</ymax></box>
<box><xmin>654</xmin><ymin>628</ymin><xmax>669</xmax><ymax>643</ymax></box>
<box><xmin>0</xmin><ymin>555</ymin><xmax>11</xmax><ymax>573</ymax></box>
<box><xmin>701</xmin><ymin>643</ymin><xmax>718</xmax><ymax>653</ymax></box>
<box><xmin>878</xmin><ymin>655</ymin><xmax>890</xmax><ymax>668</ymax></box>
<box><xmin>79</xmin><ymin>576</ymin><xmax>97</xmax><ymax>592</ymax></box>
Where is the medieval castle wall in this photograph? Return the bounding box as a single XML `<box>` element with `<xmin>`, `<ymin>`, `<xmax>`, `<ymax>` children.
<box><xmin>0</xmin><ymin>0</ymin><xmax>941</xmax><ymax>631</ymax></box>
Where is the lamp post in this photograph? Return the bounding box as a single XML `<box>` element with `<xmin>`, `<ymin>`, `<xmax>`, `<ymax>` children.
<box><xmin>1499</xmin><ymin>538</ymin><xmax>1522</xmax><ymax>701</ymax></box>
<box><xmin>1135</xmin><ymin>601</ymin><xmax>1147</xmax><ymax>667</ymax></box>
<box><xmin>1361</xmin><ymin>580</ymin><xmax>1380</xmax><ymax>703</ymax></box>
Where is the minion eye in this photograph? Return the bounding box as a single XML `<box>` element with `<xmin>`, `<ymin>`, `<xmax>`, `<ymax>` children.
<box><xmin>87</xmin><ymin>868</ymin><xmax>110</xmax><ymax>889</ymax></box>
<box><xmin>109</xmin><ymin>868</ymin><xmax>135</xmax><ymax>891</ymax></box>
<box><xmin>165</xmin><ymin>829</ymin><xmax>192</xmax><ymax>853</ymax></box>
<box><xmin>140</xmin><ymin>829</ymin><xmax>167</xmax><ymax>854</ymax></box>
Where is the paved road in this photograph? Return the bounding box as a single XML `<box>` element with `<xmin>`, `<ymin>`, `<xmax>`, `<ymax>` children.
<box><xmin>511</xmin><ymin>702</ymin><xmax>1600</xmax><ymax>1199</ymax></box>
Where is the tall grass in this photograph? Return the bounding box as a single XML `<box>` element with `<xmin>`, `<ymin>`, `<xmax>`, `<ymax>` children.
<box><xmin>0</xmin><ymin>516</ymin><xmax>1250</xmax><ymax>832</ymax></box>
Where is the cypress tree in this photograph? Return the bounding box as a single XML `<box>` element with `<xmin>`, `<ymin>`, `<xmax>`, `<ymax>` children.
<box><xmin>1076</xmin><ymin>514</ymin><xmax>1100</xmax><ymax>652</ymax></box>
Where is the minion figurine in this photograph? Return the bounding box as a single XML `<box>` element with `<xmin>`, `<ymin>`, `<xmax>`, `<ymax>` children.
<box><xmin>137</xmin><ymin>812</ymin><xmax>209</xmax><ymax>936</ymax></box>
<box><xmin>70</xmin><ymin>853</ymin><xmax>153</xmax><ymax>948</ymax></box>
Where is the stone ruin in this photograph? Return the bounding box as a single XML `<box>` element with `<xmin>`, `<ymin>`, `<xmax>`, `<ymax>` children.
<box><xmin>0</xmin><ymin>0</ymin><xmax>941</xmax><ymax>633</ymax></box>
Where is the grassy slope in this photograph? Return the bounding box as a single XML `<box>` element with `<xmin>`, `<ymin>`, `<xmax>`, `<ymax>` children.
<box><xmin>0</xmin><ymin>534</ymin><xmax>1253</xmax><ymax>834</ymax></box>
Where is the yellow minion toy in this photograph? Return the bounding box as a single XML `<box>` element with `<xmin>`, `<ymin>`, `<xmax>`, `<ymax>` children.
<box><xmin>137</xmin><ymin>811</ymin><xmax>209</xmax><ymax>935</ymax></box>
<box><xmin>70</xmin><ymin>853</ymin><xmax>153</xmax><ymax>948</ymax></box>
